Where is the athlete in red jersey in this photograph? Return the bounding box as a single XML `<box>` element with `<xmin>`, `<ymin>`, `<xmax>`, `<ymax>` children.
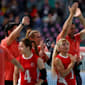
<box><xmin>26</xmin><ymin>29</ymin><xmax>49</xmax><ymax>63</ymax></box>
<box><xmin>26</xmin><ymin>30</ymin><xmax>49</xmax><ymax>85</ymax></box>
<box><xmin>56</xmin><ymin>54</ymin><xmax>76</xmax><ymax>85</ymax></box>
<box><xmin>52</xmin><ymin>38</ymin><xmax>77</xmax><ymax>85</ymax></box>
<box><xmin>1</xmin><ymin>16</ymin><xmax>30</xmax><ymax>85</ymax></box>
<box><xmin>56</xmin><ymin>3</ymin><xmax>85</xmax><ymax>85</ymax></box>
<box><xmin>0</xmin><ymin>45</ymin><xmax>24</xmax><ymax>85</ymax></box>
<box><xmin>13</xmin><ymin>38</ymin><xmax>46</xmax><ymax>85</ymax></box>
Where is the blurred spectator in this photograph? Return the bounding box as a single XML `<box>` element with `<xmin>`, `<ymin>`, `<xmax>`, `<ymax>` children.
<box><xmin>16</xmin><ymin>0</ymin><xmax>27</xmax><ymax>11</ymax></box>
<box><xmin>0</xmin><ymin>0</ymin><xmax>85</xmax><ymax>47</ymax></box>
<box><xmin>15</xmin><ymin>15</ymin><xmax>20</xmax><ymax>24</ymax></box>
<box><xmin>10</xmin><ymin>0</ymin><xmax>19</xmax><ymax>15</ymax></box>
<box><xmin>27</xmin><ymin>0</ymin><xmax>37</xmax><ymax>9</ymax></box>
<box><xmin>0</xmin><ymin>15</ymin><xmax>9</xmax><ymax>42</ymax></box>
<box><xmin>32</xmin><ymin>12</ymin><xmax>42</xmax><ymax>31</ymax></box>
<box><xmin>36</xmin><ymin>0</ymin><xmax>44</xmax><ymax>11</ymax></box>
<box><xmin>54</xmin><ymin>2</ymin><xmax>65</xmax><ymax>25</ymax></box>
<box><xmin>48</xmin><ymin>0</ymin><xmax>55</xmax><ymax>8</ymax></box>
<box><xmin>0</xmin><ymin>7</ymin><xmax>4</xmax><ymax>24</ymax></box>
<box><xmin>40</xmin><ymin>0</ymin><xmax>50</xmax><ymax>17</ymax></box>
<box><xmin>30</xmin><ymin>5</ymin><xmax>38</xmax><ymax>18</ymax></box>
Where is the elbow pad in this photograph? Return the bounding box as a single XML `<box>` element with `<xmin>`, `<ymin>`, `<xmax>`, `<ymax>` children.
<box><xmin>40</xmin><ymin>68</ymin><xmax>47</xmax><ymax>80</ymax></box>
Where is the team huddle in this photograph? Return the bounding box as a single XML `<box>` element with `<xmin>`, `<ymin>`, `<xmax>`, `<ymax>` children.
<box><xmin>0</xmin><ymin>2</ymin><xmax>85</xmax><ymax>85</ymax></box>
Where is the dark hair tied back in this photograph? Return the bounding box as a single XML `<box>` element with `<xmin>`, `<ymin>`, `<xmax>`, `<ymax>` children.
<box><xmin>21</xmin><ymin>38</ymin><xmax>39</xmax><ymax>56</ymax></box>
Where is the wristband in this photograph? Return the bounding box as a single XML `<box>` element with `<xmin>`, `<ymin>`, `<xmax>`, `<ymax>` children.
<box><xmin>20</xmin><ymin>23</ymin><xmax>25</xmax><ymax>27</ymax></box>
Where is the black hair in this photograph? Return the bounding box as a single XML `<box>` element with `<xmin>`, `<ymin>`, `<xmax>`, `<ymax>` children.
<box><xmin>21</xmin><ymin>38</ymin><xmax>32</xmax><ymax>49</ymax></box>
<box><xmin>40</xmin><ymin>68</ymin><xmax>47</xmax><ymax>80</ymax></box>
<box><xmin>4</xmin><ymin>22</ymin><xmax>18</xmax><ymax>36</ymax></box>
<box><xmin>21</xmin><ymin>38</ymin><xmax>39</xmax><ymax>56</ymax></box>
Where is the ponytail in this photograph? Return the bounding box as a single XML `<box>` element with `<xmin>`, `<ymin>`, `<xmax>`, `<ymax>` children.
<box><xmin>51</xmin><ymin>38</ymin><xmax>68</xmax><ymax>77</ymax></box>
<box><xmin>31</xmin><ymin>41</ymin><xmax>39</xmax><ymax>56</ymax></box>
<box><xmin>25</xmin><ymin>29</ymin><xmax>32</xmax><ymax>39</ymax></box>
<box><xmin>21</xmin><ymin>38</ymin><xmax>39</xmax><ymax>56</ymax></box>
<box><xmin>26</xmin><ymin>29</ymin><xmax>39</xmax><ymax>39</ymax></box>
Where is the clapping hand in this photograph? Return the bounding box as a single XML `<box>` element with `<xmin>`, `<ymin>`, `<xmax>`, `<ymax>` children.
<box><xmin>74</xmin><ymin>8</ymin><xmax>82</xmax><ymax>17</ymax></box>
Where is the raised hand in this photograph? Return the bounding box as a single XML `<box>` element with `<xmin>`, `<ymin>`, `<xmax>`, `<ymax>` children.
<box><xmin>40</xmin><ymin>40</ymin><xmax>45</xmax><ymax>50</ymax></box>
<box><xmin>74</xmin><ymin>8</ymin><xmax>82</xmax><ymax>17</ymax></box>
<box><xmin>69</xmin><ymin>2</ymin><xmax>78</xmax><ymax>15</ymax></box>
<box><xmin>39</xmin><ymin>40</ymin><xmax>47</xmax><ymax>57</ymax></box>
<box><xmin>21</xmin><ymin>16</ymin><xmax>30</xmax><ymax>25</ymax></box>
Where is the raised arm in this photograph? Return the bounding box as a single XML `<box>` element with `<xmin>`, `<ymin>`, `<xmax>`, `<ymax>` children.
<box><xmin>7</xmin><ymin>16</ymin><xmax>30</xmax><ymax>46</ymax></box>
<box><xmin>59</xmin><ymin>3</ymin><xmax>78</xmax><ymax>38</ymax></box>
<box><xmin>79</xmin><ymin>28</ymin><xmax>85</xmax><ymax>40</ymax></box>
<box><xmin>78</xmin><ymin>12</ymin><xmax>85</xmax><ymax>27</ymax></box>
<box><xmin>78</xmin><ymin>10</ymin><xmax>85</xmax><ymax>40</ymax></box>
<box><xmin>11</xmin><ymin>58</ymin><xmax>24</xmax><ymax>72</ymax></box>
<box><xmin>74</xmin><ymin>8</ymin><xmax>85</xmax><ymax>28</ymax></box>
<box><xmin>74</xmin><ymin>8</ymin><xmax>85</xmax><ymax>40</ymax></box>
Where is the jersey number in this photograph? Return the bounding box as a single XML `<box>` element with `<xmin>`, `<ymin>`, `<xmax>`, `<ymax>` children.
<box><xmin>24</xmin><ymin>70</ymin><xmax>31</xmax><ymax>83</ymax></box>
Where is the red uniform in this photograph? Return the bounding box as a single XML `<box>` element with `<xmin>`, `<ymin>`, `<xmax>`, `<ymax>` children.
<box><xmin>17</xmin><ymin>53</ymin><xmax>38</xmax><ymax>85</ymax></box>
<box><xmin>1</xmin><ymin>37</ymin><xmax>20</xmax><ymax>80</ymax></box>
<box><xmin>56</xmin><ymin>54</ymin><xmax>76</xmax><ymax>85</ymax></box>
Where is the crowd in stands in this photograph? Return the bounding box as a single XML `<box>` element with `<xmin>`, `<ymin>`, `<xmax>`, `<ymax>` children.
<box><xmin>0</xmin><ymin>0</ymin><xmax>85</xmax><ymax>45</ymax></box>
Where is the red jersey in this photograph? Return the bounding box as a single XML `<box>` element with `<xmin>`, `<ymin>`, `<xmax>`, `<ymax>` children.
<box><xmin>1</xmin><ymin>37</ymin><xmax>20</xmax><ymax>80</ymax></box>
<box><xmin>56</xmin><ymin>54</ymin><xmax>76</xmax><ymax>85</ymax></box>
<box><xmin>0</xmin><ymin>45</ymin><xmax>14</xmax><ymax>85</ymax></box>
<box><xmin>17</xmin><ymin>53</ymin><xmax>38</xmax><ymax>85</ymax></box>
<box><xmin>57</xmin><ymin>33</ymin><xmax>81</xmax><ymax>57</ymax></box>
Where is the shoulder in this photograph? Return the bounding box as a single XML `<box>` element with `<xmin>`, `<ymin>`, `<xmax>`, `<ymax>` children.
<box><xmin>0</xmin><ymin>45</ymin><xmax>3</xmax><ymax>49</ymax></box>
<box><xmin>0</xmin><ymin>45</ymin><xmax>4</xmax><ymax>53</ymax></box>
<box><xmin>0</xmin><ymin>45</ymin><xmax>8</xmax><ymax>53</ymax></box>
<box><xmin>55</xmin><ymin>57</ymin><xmax>60</xmax><ymax>62</ymax></box>
<box><xmin>74</xmin><ymin>32</ymin><xmax>80</xmax><ymax>36</ymax></box>
<box><xmin>54</xmin><ymin>57</ymin><xmax>63</xmax><ymax>69</ymax></box>
<box><xmin>55</xmin><ymin>55</ymin><xmax>61</xmax><ymax>64</ymax></box>
<box><xmin>74</xmin><ymin>33</ymin><xmax>80</xmax><ymax>39</ymax></box>
<box><xmin>74</xmin><ymin>33</ymin><xmax>81</xmax><ymax>41</ymax></box>
<box><xmin>1</xmin><ymin>37</ymin><xmax>8</xmax><ymax>47</ymax></box>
